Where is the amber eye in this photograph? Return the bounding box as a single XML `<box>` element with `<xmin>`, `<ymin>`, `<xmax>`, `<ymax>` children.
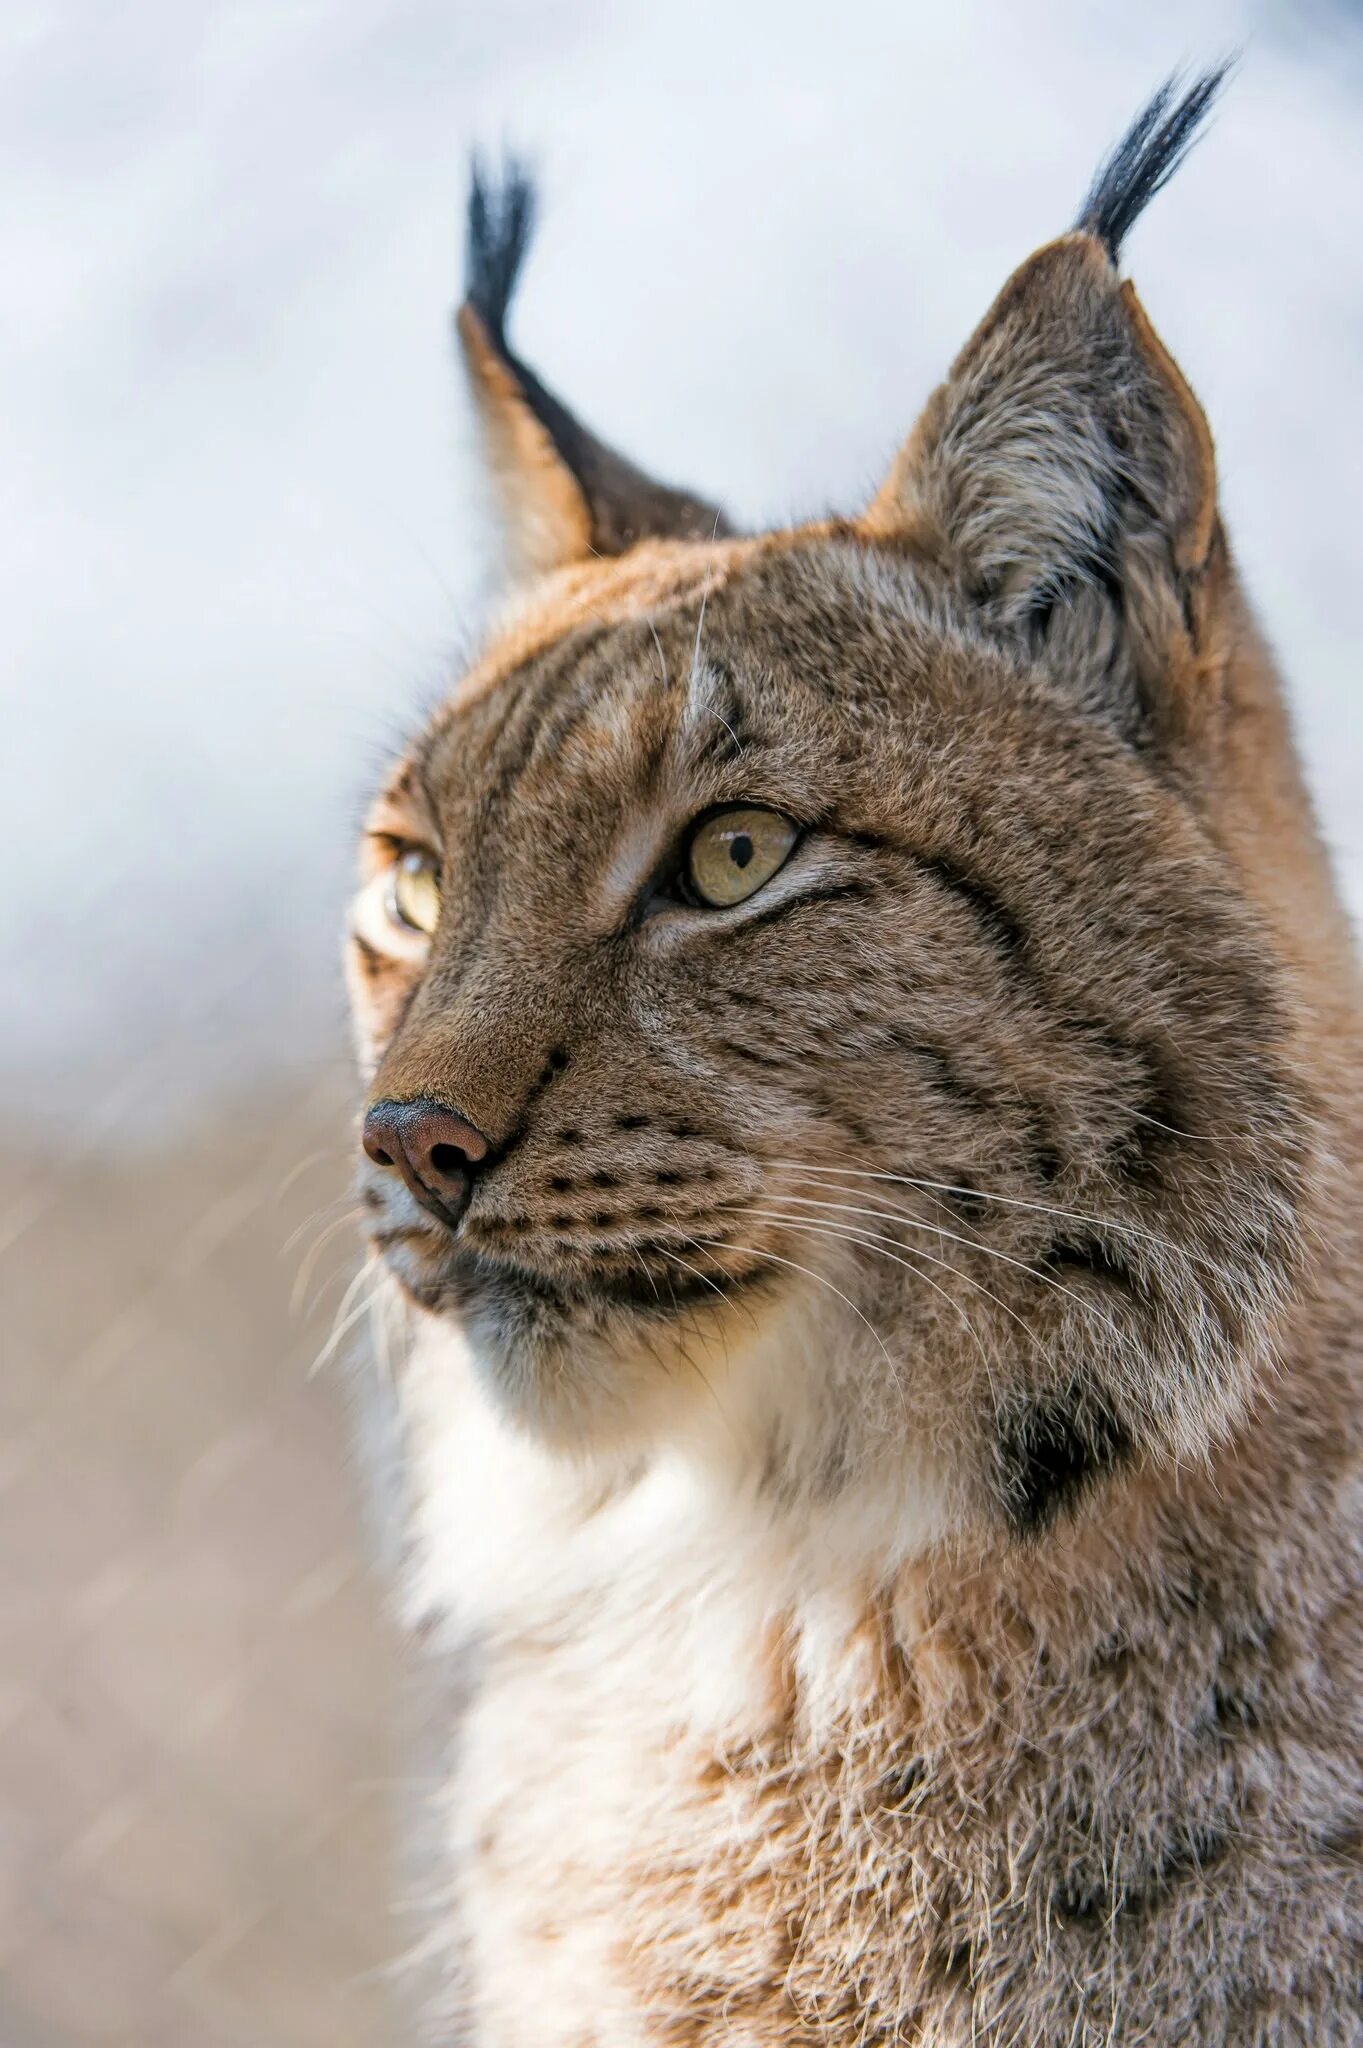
<box><xmin>685</xmin><ymin>807</ymin><xmax>798</xmax><ymax>908</ymax></box>
<box><xmin>387</xmin><ymin>846</ymin><xmax>441</xmax><ymax>935</ymax></box>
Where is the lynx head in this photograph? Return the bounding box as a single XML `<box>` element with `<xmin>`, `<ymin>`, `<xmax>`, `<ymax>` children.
<box><xmin>348</xmin><ymin>72</ymin><xmax>1313</xmax><ymax>1537</ymax></box>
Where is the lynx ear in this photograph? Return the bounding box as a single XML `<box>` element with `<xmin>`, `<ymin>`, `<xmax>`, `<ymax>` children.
<box><xmin>864</xmin><ymin>71</ymin><xmax>1229</xmax><ymax>741</ymax></box>
<box><xmin>457</xmin><ymin>162</ymin><xmax>731</xmax><ymax>585</ymax></box>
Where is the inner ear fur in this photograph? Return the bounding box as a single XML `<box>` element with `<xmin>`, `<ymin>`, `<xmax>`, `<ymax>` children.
<box><xmin>863</xmin><ymin>231</ymin><xmax>1221</xmax><ymax>743</ymax></box>
<box><xmin>458</xmin><ymin>161</ymin><xmax>731</xmax><ymax>586</ymax></box>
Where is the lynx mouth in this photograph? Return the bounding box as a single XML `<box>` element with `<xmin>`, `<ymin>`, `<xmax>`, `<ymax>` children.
<box><xmin>450</xmin><ymin>1247</ymin><xmax>764</xmax><ymax>1320</ymax></box>
<box><xmin>371</xmin><ymin>1217</ymin><xmax>768</xmax><ymax>1327</ymax></box>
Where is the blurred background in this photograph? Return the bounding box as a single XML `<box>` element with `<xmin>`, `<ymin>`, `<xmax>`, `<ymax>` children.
<box><xmin>3</xmin><ymin>1</ymin><xmax>1360</xmax><ymax>2041</ymax></box>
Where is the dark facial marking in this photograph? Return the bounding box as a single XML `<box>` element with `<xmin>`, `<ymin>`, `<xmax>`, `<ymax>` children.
<box><xmin>886</xmin><ymin>1032</ymin><xmax>999</xmax><ymax>1119</ymax></box>
<box><xmin>1208</xmin><ymin>1683</ymin><xmax>1264</xmax><ymax>1739</ymax></box>
<box><xmin>996</xmin><ymin>1385</ymin><xmax>1131</xmax><ymax>1537</ymax></box>
<box><xmin>1038</xmin><ymin>1236</ymin><xmax>1145</xmax><ymax>1298</ymax></box>
<box><xmin>593</xmin><ymin>1260</ymin><xmax>769</xmax><ymax>1315</ymax></box>
<box><xmin>432</xmin><ymin>629</ymin><xmax>615</xmax><ymax>930</ymax></box>
<box><xmin>1113</xmin><ymin>1051</ymin><xmax>1193</xmax><ymax>1186</ymax></box>
<box><xmin>733</xmin><ymin>878</ymin><xmax>873</xmax><ymax>935</ymax></box>
<box><xmin>723</xmin><ymin>1040</ymin><xmax>791</xmax><ymax>1072</ymax></box>
<box><xmin>1054</xmin><ymin>1823</ymin><xmax>1231</xmax><ymax>1928</ymax></box>
<box><xmin>915</xmin><ymin>851</ymin><xmax>1029</xmax><ymax>963</ymax></box>
<box><xmin>492</xmin><ymin>1046</ymin><xmax>573</xmax><ymax>1157</ymax></box>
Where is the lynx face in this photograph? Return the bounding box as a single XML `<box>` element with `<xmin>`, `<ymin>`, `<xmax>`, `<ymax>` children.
<box><xmin>348</xmin><ymin>80</ymin><xmax>1310</xmax><ymax>1531</ymax></box>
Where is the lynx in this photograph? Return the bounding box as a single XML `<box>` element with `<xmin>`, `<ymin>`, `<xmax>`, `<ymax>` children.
<box><xmin>347</xmin><ymin>71</ymin><xmax>1362</xmax><ymax>2044</ymax></box>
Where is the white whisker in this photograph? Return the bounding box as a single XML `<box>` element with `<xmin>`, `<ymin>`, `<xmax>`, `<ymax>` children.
<box><xmin>367</xmin><ymin>1276</ymin><xmax>402</xmax><ymax>1390</ymax></box>
<box><xmin>310</xmin><ymin>1259</ymin><xmax>381</xmax><ymax>1378</ymax></box>
<box><xmin>746</xmin><ymin>1207</ymin><xmax>1009</xmax><ymax>1407</ymax></box>
<box><xmin>767</xmin><ymin>1159</ymin><xmax>1236</xmax><ymax>1290</ymax></box>
<box><xmin>689</xmin><ymin>559</ymin><xmax>716</xmax><ymax>687</ymax></box>
<box><xmin>1125</xmin><ymin>1106</ymin><xmax>1226</xmax><ymax>1143</ymax></box>
<box><xmin>692</xmin><ymin>1234</ymin><xmax>899</xmax><ymax>1384</ymax></box>
<box><xmin>646</xmin><ymin>618</ymin><xmax>670</xmax><ymax>692</ymax></box>
<box><xmin>288</xmin><ymin>1205</ymin><xmax>366</xmax><ymax>1316</ymax></box>
<box><xmin>281</xmin><ymin>1190</ymin><xmax>359</xmax><ymax>1258</ymax></box>
<box><xmin>629</xmin><ymin>1248</ymin><xmax>664</xmax><ymax>1304</ymax></box>
<box><xmin>653</xmin><ymin>1248</ymin><xmax>741</xmax><ymax>1440</ymax></box>
<box><xmin>744</xmin><ymin>1188</ymin><xmax>1141</xmax><ymax>1364</ymax></box>
<box><xmin>737</xmin><ymin>1204</ymin><xmax>1035</xmax><ymax>1384</ymax></box>
<box><xmin>274</xmin><ymin>1147</ymin><xmax>350</xmax><ymax>1204</ymax></box>
<box><xmin>668</xmin><ymin>1238</ymin><xmax>762</xmax><ymax>1339</ymax></box>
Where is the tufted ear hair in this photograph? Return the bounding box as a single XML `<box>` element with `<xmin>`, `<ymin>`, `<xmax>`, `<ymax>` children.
<box><xmin>455</xmin><ymin>160</ymin><xmax>731</xmax><ymax>586</ymax></box>
<box><xmin>863</xmin><ymin>70</ymin><xmax>1230</xmax><ymax>744</ymax></box>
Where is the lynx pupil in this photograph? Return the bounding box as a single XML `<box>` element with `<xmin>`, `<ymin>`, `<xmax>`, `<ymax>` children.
<box><xmin>684</xmin><ymin>807</ymin><xmax>798</xmax><ymax>907</ymax></box>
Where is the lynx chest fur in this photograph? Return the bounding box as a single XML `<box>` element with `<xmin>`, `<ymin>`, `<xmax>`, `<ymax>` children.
<box><xmin>347</xmin><ymin>72</ymin><xmax>1362</xmax><ymax>2047</ymax></box>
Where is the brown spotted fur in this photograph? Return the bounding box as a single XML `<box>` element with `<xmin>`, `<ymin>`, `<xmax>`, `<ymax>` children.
<box><xmin>345</xmin><ymin>83</ymin><xmax>1362</xmax><ymax>2045</ymax></box>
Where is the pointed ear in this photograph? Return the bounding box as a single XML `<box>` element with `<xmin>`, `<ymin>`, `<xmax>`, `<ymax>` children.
<box><xmin>456</xmin><ymin>162</ymin><xmax>731</xmax><ymax>585</ymax></box>
<box><xmin>864</xmin><ymin>71</ymin><xmax>1229</xmax><ymax>741</ymax></box>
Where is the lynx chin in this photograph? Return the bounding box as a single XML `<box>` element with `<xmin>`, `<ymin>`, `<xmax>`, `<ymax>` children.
<box><xmin>345</xmin><ymin>68</ymin><xmax>1362</xmax><ymax>2046</ymax></box>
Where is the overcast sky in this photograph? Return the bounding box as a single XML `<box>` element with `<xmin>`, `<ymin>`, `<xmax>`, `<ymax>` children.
<box><xmin>4</xmin><ymin>0</ymin><xmax>1361</xmax><ymax>1141</ymax></box>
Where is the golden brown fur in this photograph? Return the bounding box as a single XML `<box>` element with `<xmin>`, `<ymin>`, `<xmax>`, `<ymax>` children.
<box><xmin>345</xmin><ymin>78</ymin><xmax>1361</xmax><ymax>2044</ymax></box>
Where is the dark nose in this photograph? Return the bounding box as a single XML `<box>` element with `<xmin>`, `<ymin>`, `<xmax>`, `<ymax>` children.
<box><xmin>362</xmin><ymin>1096</ymin><xmax>491</xmax><ymax>1228</ymax></box>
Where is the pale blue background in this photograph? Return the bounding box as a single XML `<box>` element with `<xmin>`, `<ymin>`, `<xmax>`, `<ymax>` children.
<box><xmin>5</xmin><ymin>0</ymin><xmax>1360</xmax><ymax>1137</ymax></box>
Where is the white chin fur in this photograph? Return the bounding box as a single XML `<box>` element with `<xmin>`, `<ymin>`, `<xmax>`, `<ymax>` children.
<box><xmin>383</xmin><ymin>1273</ymin><xmax>957</xmax><ymax>2035</ymax></box>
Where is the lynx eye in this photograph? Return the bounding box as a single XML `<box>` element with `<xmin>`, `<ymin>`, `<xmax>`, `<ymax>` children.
<box><xmin>685</xmin><ymin>807</ymin><xmax>798</xmax><ymax>908</ymax></box>
<box><xmin>387</xmin><ymin>846</ymin><xmax>441</xmax><ymax>935</ymax></box>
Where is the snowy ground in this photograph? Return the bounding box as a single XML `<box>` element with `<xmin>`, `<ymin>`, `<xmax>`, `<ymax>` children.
<box><xmin>3</xmin><ymin>0</ymin><xmax>1361</xmax><ymax>1140</ymax></box>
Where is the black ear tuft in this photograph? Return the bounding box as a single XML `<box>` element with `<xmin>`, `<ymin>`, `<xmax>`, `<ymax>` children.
<box><xmin>464</xmin><ymin>155</ymin><xmax>538</xmax><ymax>350</ymax></box>
<box><xmin>1076</xmin><ymin>64</ymin><xmax>1233</xmax><ymax>261</ymax></box>
<box><xmin>455</xmin><ymin>151</ymin><xmax>732</xmax><ymax>568</ymax></box>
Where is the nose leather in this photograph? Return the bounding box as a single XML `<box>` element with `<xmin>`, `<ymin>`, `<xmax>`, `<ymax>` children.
<box><xmin>362</xmin><ymin>1097</ymin><xmax>490</xmax><ymax>1228</ymax></box>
